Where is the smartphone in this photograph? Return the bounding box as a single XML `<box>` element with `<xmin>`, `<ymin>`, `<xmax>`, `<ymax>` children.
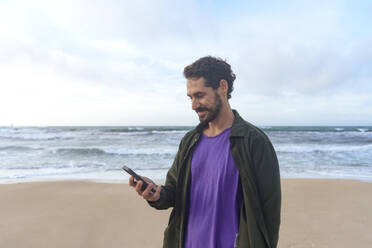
<box><xmin>122</xmin><ymin>166</ymin><xmax>156</xmax><ymax>193</ymax></box>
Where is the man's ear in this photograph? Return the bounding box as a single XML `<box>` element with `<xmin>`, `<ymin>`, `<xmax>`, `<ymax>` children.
<box><xmin>219</xmin><ymin>80</ymin><xmax>228</xmax><ymax>95</ymax></box>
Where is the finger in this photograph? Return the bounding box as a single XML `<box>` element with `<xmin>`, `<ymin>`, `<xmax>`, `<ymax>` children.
<box><xmin>135</xmin><ymin>181</ymin><xmax>143</xmax><ymax>195</ymax></box>
<box><xmin>141</xmin><ymin>176</ymin><xmax>154</xmax><ymax>185</ymax></box>
<box><xmin>148</xmin><ymin>185</ymin><xmax>161</xmax><ymax>202</ymax></box>
<box><xmin>129</xmin><ymin>176</ymin><xmax>136</xmax><ymax>187</ymax></box>
<box><xmin>142</xmin><ymin>183</ymin><xmax>154</xmax><ymax>200</ymax></box>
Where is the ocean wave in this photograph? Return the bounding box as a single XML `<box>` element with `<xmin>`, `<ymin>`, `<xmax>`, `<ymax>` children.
<box><xmin>0</xmin><ymin>127</ymin><xmax>77</xmax><ymax>141</ymax></box>
<box><xmin>1</xmin><ymin>162</ymin><xmax>106</xmax><ymax>171</ymax></box>
<box><xmin>102</xmin><ymin>128</ymin><xmax>144</xmax><ymax>133</ymax></box>
<box><xmin>269</xmin><ymin>131</ymin><xmax>372</xmax><ymax>145</ymax></box>
<box><xmin>75</xmin><ymin>163</ymin><xmax>106</xmax><ymax>168</ymax></box>
<box><xmin>0</xmin><ymin>146</ymin><xmax>43</xmax><ymax>152</ymax></box>
<box><xmin>114</xmin><ymin>130</ymin><xmax>188</xmax><ymax>136</ymax></box>
<box><xmin>0</xmin><ymin>133</ymin><xmax>75</xmax><ymax>141</ymax></box>
<box><xmin>100</xmin><ymin>127</ymin><xmax>190</xmax><ymax>134</ymax></box>
<box><xmin>54</xmin><ymin>148</ymin><xmax>107</xmax><ymax>156</ymax></box>
<box><xmin>151</xmin><ymin>130</ymin><xmax>189</xmax><ymax>134</ymax></box>
<box><xmin>128</xmin><ymin>127</ymin><xmax>145</xmax><ymax>131</ymax></box>
<box><xmin>4</xmin><ymin>165</ymin><xmax>44</xmax><ymax>170</ymax></box>
<box><xmin>263</xmin><ymin>126</ymin><xmax>372</xmax><ymax>132</ymax></box>
<box><xmin>103</xmin><ymin>147</ymin><xmax>176</xmax><ymax>155</ymax></box>
<box><xmin>275</xmin><ymin>143</ymin><xmax>372</xmax><ymax>153</ymax></box>
<box><xmin>3</xmin><ymin>164</ymin><xmax>67</xmax><ymax>170</ymax></box>
<box><xmin>358</xmin><ymin>128</ymin><xmax>369</xmax><ymax>133</ymax></box>
<box><xmin>118</xmin><ymin>131</ymin><xmax>153</xmax><ymax>136</ymax></box>
<box><xmin>52</xmin><ymin>147</ymin><xmax>177</xmax><ymax>156</ymax></box>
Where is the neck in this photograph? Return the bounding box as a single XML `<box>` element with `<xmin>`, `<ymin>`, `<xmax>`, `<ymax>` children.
<box><xmin>203</xmin><ymin>103</ymin><xmax>234</xmax><ymax>137</ymax></box>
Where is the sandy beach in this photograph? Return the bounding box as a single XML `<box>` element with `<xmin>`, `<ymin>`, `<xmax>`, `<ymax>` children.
<box><xmin>0</xmin><ymin>179</ymin><xmax>371</xmax><ymax>248</ymax></box>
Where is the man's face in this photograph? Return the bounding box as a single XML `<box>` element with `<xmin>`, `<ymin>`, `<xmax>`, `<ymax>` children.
<box><xmin>186</xmin><ymin>77</ymin><xmax>223</xmax><ymax>125</ymax></box>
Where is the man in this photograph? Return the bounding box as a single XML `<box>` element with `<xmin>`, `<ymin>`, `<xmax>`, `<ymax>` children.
<box><xmin>129</xmin><ymin>56</ymin><xmax>281</xmax><ymax>248</ymax></box>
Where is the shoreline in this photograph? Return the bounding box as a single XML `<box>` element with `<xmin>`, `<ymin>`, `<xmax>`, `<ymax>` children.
<box><xmin>1</xmin><ymin>179</ymin><xmax>371</xmax><ymax>247</ymax></box>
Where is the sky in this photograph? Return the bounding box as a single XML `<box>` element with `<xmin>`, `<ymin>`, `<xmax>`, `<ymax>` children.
<box><xmin>0</xmin><ymin>0</ymin><xmax>371</xmax><ymax>126</ymax></box>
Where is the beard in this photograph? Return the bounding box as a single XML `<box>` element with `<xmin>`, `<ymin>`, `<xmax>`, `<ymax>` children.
<box><xmin>195</xmin><ymin>92</ymin><xmax>223</xmax><ymax>126</ymax></box>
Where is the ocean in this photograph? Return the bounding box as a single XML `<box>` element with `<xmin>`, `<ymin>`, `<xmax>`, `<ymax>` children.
<box><xmin>0</xmin><ymin>126</ymin><xmax>371</xmax><ymax>183</ymax></box>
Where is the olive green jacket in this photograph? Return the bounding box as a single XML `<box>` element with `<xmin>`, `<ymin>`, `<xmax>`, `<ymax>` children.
<box><xmin>149</xmin><ymin>110</ymin><xmax>281</xmax><ymax>248</ymax></box>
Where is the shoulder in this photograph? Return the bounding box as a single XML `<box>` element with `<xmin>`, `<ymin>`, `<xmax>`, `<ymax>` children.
<box><xmin>234</xmin><ymin>115</ymin><xmax>268</xmax><ymax>139</ymax></box>
<box><xmin>177</xmin><ymin>127</ymin><xmax>200</xmax><ymax>149</ymax></box>
<box><xmin>232</xmin><ymin>113</ymin><xmax>272</xmax><ymax>148</ymax></box>
<box><xmin>182</xmin><ymin>128</ymin><xmax>198</xmax><ymax>142</ymax></box>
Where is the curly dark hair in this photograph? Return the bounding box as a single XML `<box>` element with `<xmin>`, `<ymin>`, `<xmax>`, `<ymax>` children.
<box><xmin>183</xmin><ymin>56</ymin><xmax>236</xmax><ymax>99</ymax></box>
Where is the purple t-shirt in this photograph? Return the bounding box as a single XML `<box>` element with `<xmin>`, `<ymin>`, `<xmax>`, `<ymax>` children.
<box><xmin>184</xmin><ymin>127</ymin><xmax>242</xmax><ymax>248</ymax></box>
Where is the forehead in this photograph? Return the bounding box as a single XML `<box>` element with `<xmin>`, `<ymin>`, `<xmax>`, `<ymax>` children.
<box><xmin>186</xmin><ymin>77</ymin><xmax>211</xmax><ymax>95</ymax></box>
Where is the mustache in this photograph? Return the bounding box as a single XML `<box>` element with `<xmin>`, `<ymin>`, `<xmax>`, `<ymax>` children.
<box><xmin>195</xmin><ymin>107</ymin><xmax>209</xmax><ymax>113</ymax></box>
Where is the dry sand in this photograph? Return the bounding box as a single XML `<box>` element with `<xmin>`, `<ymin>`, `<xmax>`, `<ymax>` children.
<box><xmin>0</xmin><ymin>179</ymin><xmax>371</xmax><ymax>248</ymax></box>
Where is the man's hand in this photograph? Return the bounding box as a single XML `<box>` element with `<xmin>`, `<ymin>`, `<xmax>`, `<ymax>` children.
<box><xmin>129</xmin><ymin>175</ymin><xmax>161</xmax><ymax>202</ymax></box>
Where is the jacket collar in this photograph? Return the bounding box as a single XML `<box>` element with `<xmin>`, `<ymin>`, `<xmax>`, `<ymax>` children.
<box><xmin>193</xmin><ymin>109</ymin><xmax>246</xmax><ymax>137</ymax></box>
<box><xmin>230</xmin><ymin>109</ymin><xmax>247</xmax><ymax>137</ymax></box>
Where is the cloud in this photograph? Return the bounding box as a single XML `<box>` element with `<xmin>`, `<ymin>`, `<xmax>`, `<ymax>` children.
<box><xmin>235</xmin><ymin>89</ymin><xmax>372</xmax><ymax>126</ymax></box>
<box><xmin>0</xmin><ymin>0</ymin><xmax>371</xmax><ymax>125</ymax></box>
<box><xmin>235</xmin><ymin>42</ymin><xmax>372</xmax><ymax>97</ymax></box>
<box><xmin>222</xmin><ymin>5</ymin><xmax>372</xmax><ymax>96</ymax></box>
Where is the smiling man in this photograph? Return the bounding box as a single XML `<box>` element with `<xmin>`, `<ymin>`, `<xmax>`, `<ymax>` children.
<box><xmin>129</xmin><ymin>56</ymin><xmax>281</xmax><ymax>248</ymax></box>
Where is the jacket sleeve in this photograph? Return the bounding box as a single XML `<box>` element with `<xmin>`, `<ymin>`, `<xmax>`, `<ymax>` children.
<box><xmin>147</xmin><ymin>139</ymin><xmax>184</xmax><ymax>210</ymax></box>
<box><xmin>251</xmin><ymin>132</ymin><xmax>281</xmax><ymax>248</ymax></box>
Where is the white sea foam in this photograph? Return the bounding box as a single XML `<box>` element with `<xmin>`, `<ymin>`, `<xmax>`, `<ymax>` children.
<box><xmin>128</xmin><ymin>127</ymin><xmax>145</xmax><ymax>131</ymax></box>
<box><xmin>358</xmin><ymin>128</ymin><xmax>368</xmax><ymax>132</ymax></box>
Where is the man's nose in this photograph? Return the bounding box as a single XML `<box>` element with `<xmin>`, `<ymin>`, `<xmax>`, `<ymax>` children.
<box><xmin>191</xmin><ymin>99</ymin><xmax>200</xmax><ymax>110</ymax></box>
